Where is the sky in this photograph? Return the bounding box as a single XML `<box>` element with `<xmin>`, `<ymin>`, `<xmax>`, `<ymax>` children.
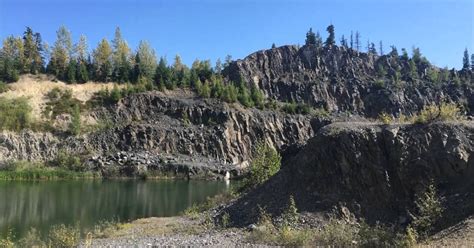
<box><xmin>0</xmin><ymin>0</ymin><xmax>472</xmax><ymax>69</ymax></box>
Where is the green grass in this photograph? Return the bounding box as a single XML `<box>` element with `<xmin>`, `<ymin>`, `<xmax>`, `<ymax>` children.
<box><xmin>0</xmin><ymin>167</ymin><xmax>99</xmax><ymax>180</ymax></box>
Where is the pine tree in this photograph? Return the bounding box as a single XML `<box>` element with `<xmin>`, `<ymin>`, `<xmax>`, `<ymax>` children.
<box><xmin>69</xmin><ymin>104</ymin><xmax>81</xmax><ymax>135</ymax></box>
<box><xmin>340</xmin><ymin>35</ymin><xmax>348</xmax><ymax>48</ymax></box>
<box><xmin>76</xmin><ymin>61</ymin><xmax>89</xmax><ymax>83</ymax></box>
<box><xmin>305</xmin><ymin>28</ymin><xmax>316</xmax><ymax>45</ymax></box>
<box><xmin>355</xmin><ymin>31</ymin><xmax>361</xmax><ymax>51</ymax></box>
<box><xmin>471</xmin><ymin>54</ymin><xmax>474</xmax><ymax>71</ymax></box>
<box><xmin>324</xmin><ymin>25</ymin><xmax>335</xmax><ymax>47</ymax></box>
<box><xmin>462</xmin><ymin>48</ymin><xmax>470</xmax><ymax>70</ymax></box>
<box><xmin>49</xmin><ymin>26</ymin><xmax>73</xmax><ymax>80</ymax></box>
<box><xmin>66</xmin><ymin>59</ymin><xmax>76</xmax><ymax>83</ymax></box>
<box><xmin>134</xmin><ymin>40</ymin><xmax>157</xmax><ymax>83</ymax></box>
<box><xmin>315</xmin><ymin>32</ymin><xmax>323</xmax><ymax>48</ymax></box>
<box><xmin>389</xmin><ymin>46</ymin><xmax>398</xmax><ymax>57</ymax></box>
<box><xmin>215</xmin><ymin>58</ymin><xmax>222</xmax><ymax>74</ymax></box>
<box><xmin>112</xmin><ymin>27</ymin><xmax>132</xmax><ymax>82</ymax></box>
<box><xmin>92</xmin><ymin>38</ymin><xmax>113</xmax><ymax>82</ymax></box>
<box><xmin>350</xmin><ymin>31</ymin><xmax>354</xmax><ymax>49</ymax></box>
<box><xmin>379</xmin><ymin>41</ymin><xmax>384</xmax><ymax>56</ymax></box>
<box><xmin>271</xmin><ymin>43</ymin><xmax>276</xmax><ymax>49</ymax></box>
<box><xmin>23</xmin><ymin>27</ymin><xmax>43</xmax><ymax>74</ymax></box>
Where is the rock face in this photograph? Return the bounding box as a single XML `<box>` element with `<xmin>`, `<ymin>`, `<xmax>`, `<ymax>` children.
<box><xmin>224</xmin><ymin>45</ymin><xmax>474</xmax><ymax>117</ymax></box>
<box><xmin>0</xmin><ymin>91</ymin><xmax>314</xmax><ymax>176</ymax></box>
<box><xmin>225</xmin><ymin>121</ymin><xmax>474</xmax><ymax>226</ymax></box>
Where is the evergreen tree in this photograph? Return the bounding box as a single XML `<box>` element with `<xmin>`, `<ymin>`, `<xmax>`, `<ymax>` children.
<box><xmin>315</xmin><ymin>32</ymin><xmax>323</xmax><ymax>48</ymax></box>
<box><xmin>379</xmin><ymin>41</ymin><xmax>384</xmax><ymax>56</ymax></box>
<box><xmin>271</xmin><ymin>43</ymin><xmax>276</xmax><ymax>49</ymax></box>
<box><xmin>76</xmin><ymin>61</ymin><xmax>89</xmax><ymax>83</ymax></box>
<box><xmin>92</xmin><ymin>38</ymin><xmax>113</xmax><ymax>82</ymax></box>
<box><xmin>471</xmin><ymin>54</ymin><xmax>474</xmax><ymax>71</ymax></box>
<box><xmin>238</xmin><ymin>83</ymin><xmax>253</xmax><ymax>107</ymax></box>
<box><xmin>355</xmin><ymin>31</ymin><xmax>361</xmax><ymax>51</ymax></box>
<box><xmin>389</xmin><ymin>46</ymin><xmax>398</xmax><ymax>57</ymax></box>
<box><xmin>155</xmin><ymin>57</ymin><xmax>173</xmax><ymax>89</ymax></box>
<box><xmin>462</xmin><ymin>48</ymin><xmax>470</xmax><ymax>70</ymax></box>
<box><xmin>401</xmin><ymin>48</ymin><xmax>409</xmax><ymax>62</ymax></box>
<box><xmin>412</xmin><ymin>47</ymin><xmax>422</xmax><ymax>64</ymax></box>
<box><xmin>305</xmin><ymin>28</ymin><xmax>316</xmax><ymax>45</ymax></box>
<box><xmin>350</xmin><ymin>31</ymin><xmax>354</xmax><ymax>49</ymax></box>
<box><xmin>112</xmin><ymin>27</ymin><xmax>132</xmax><ymax>82</ymax></box>
<box><xmin>66</xmin><ymin>59</ymin><xmax>76</xmax><ymax>83</ymax></box>
<box><xmin>369</xmin><ymin>42</ymin><xmax>377</xmax><ymax>55</ymax></box>
<box><xmin>69</xmin><ymin>104</ymin><xmax>81</xmax><ymax>135</ymax></box>
<box><xmin>0</xmin><ymin>36</ymin><xmax>23</xmax><ymax>82</ymax></box>
<box><xmin>408</xmin><ymin>59</ymin><xmax>418</xmax><ymax>80</ymax></box>
<box><xmin>23</xmin><ymin>27</ymin><xmax>43</xmax><ymax>74</ymax></box>
<box><xmin>340</xmin><ymin>35</ymin><xmax>348</xmax><ymax>48</ymax></box>
<box><xmin>133</xmin><ymin>40</ymin><xmax>157</xmax><ymax>83</ymax></box>
<box><xmin>49</xmin><ymin>26</ymin><xmax>73</xmax><ymax>80</ymax></box>
<box><xmin>224</xmin><ymin>55</ymin><xmax>233</xmax><ymax>68</ymax></box>
<box><xmin>214</xmin><ymin>58</ymin><xmax>222</xmax><ymax>74</ymax></box>
<box><xmin>250</xmin><ymin>84</ymin><xmax>264</xmax><ymax>109</ymax></box>
<box><xmin>324</xmin><ymin>24</ymin><xmax>335</xmax><ymax>47</ymax></box>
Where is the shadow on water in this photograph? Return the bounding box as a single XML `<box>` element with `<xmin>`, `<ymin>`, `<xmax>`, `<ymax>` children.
<box><xmin>0</xmin><ymin>179</ymin><xmax>229</xmax><ymax>239</ymax></box>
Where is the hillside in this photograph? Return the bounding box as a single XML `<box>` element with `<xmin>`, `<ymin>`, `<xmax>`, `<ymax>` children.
<box><xmin>225</xmin><ymin>45</ymin><xmax>473</xmax><ymax>117</ymax></box>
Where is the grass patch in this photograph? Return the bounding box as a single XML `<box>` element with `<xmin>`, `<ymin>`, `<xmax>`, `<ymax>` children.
<box><xmin>0</xmin><ymin>160</ymin><xmax>98</xmax><ymax>180</ymax></box>
<box><xmin>183</xmin><ymin>191</ymin><xmax>237</xmax><ymax>219</ymax></box>
<box><xmin>0</xmin><ymin>97</ymin><xmax>32</xmax><ymax>132</ymax></box>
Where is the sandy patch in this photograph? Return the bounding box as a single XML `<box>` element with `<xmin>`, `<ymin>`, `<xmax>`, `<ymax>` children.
<box><xmin>0</xmin><ymin>74</ymin><xmax>122</xmax><ymax>119</ymax></box>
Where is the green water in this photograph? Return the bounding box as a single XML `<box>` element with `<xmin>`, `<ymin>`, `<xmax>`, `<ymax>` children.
<box><xmin>0</xmin><ymin>179</ymin><xmax>229</xmax><ymax>239</ymax></box>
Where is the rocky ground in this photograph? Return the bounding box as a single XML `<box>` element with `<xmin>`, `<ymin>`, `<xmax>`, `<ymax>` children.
<box><xmin>81</xmin><ymin>216</ymin><xmax>268</xmax><ymax>248</ymax></box>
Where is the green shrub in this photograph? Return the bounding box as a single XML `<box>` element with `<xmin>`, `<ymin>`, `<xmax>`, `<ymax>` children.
<box><xmin>0</xmin><ymin>97</ymin><xmax>32</xmax><ymax>131</ymax></box>
<box><xmin>378</xmin><ymin>112</ymin><xmax>393</xmax><ymax>124</ymax></box>
<box><xmin>316</xmin><ymin>218</ymin><xmax>358</xmax><ymax>247</ymax></box>
<box><xmin>413</xmin><ymin>103</ymin><xmax>461</xmax><ymax>124</ymax></box>
<box><xmin>69</xmin><ymin>104</ymin><xmax>81</xmax><ymax>135</ymax></box>
<box><xmin>48</xmin><ymin>224</ymin><xmax>80</xmax><ymax>248</ymax></box>
<box><xmin>0</xmin><ymin>82</ymin><xmax>10</xmax><ymax>93</ymax></box>
<box><xmin>281</xmin><ymin>195</ymin><xmax>298</xmax><ymax>227</ymax></box>
<box><xmin>43</xmin><ymin>88</ymin><xmax>82</xmax><ymax>120</ymax></box>
<box><xmin>48</xmin><ymin>150</ymin><xmax>85</xmax><ymax>172</ymax></box>
<box><xmin>411</xmin><ymin>182</ymin><xmax>443</xmax><ymax>238</ymax></box>
<box><xmin>241</xmin><ymin>141</ymin><xmax>281</xmax><ymax>190</ymax></box>
<box><xmin>248</xmin><ymin>206</ymin><xmax>312</xmax><ymax>246</ymax></box>
<box><xmin>183</xmin><ymin>191</ymin><xmax>237</xmax><ymax>218</ymax></box>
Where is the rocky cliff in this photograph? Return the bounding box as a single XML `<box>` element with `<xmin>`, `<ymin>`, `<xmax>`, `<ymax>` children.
<box><xmin>224</xmin><ymin>45</ymin><xmax>474</xmax><ymax>117</ymax></box>
<box><xmin>225</xmin><ymin>121</ymin><xmax>474</xmax><ymax>226</ymax></box>
<box><xmin>0</xmin><ymin>91</ymin><xmax>314</xmax><ymax>177</ymax></box>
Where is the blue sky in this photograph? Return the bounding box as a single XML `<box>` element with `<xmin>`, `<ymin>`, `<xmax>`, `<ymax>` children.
<box><xmin>0</xmin><ymin>0</ymin><xmax>472</xmax><ymax>69</ymax></box>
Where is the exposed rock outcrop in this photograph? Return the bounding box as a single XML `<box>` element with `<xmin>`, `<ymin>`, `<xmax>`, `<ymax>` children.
<box><xmin>224</xmin><ymin>45</ymin><xmax>474</xmax><ymax>117</ymax></box>
<box><xmin>225</xmin><ymin>121</ymin><xmax>474</xmax><ymax>226</ymax></box>
<box><xmin>0</xmin><ymin>91</ymin><xmax>315</xmax><ymax>176</ymax></box>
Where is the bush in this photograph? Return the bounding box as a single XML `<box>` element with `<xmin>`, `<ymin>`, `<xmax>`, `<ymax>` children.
<box><xmin>247</xmin><ymin>206</ymin><xmax>312</xmax><ymax>246</ymax></box>
<box><xmin>69</xmin><ymin>104</ymin><xmax>81</xmax><ymax>135</ymax></box>
<box><xmin>43</xmin><ymin>88</ymin><xmax>82</xmax><ymax>120</ymax></box>
<box><xmin>411</xmin><ymin>182</ymin><xmax>443</xmax><ymax>238</ymax></box>
<box><xmin>48</xmin><ymin>150</ymin><xmax>85</xmax><ymax>172</ymax></box>
<box><xmin>378</xmin><ymin>112</ymin><xmax>393</xmax><ymax>124</ymax></box>
<box><xmin>0</xmin><ymin>82</ymin><xmax>10</xmax><ymax>93</ymax></box>
<box><xmin>413</xmin><ymin>103</ymin><xmax>461</xmax><ymax>124</ymax></box>
<box><xmin>48</xmin><ymin>224</ymin><xmax>80</xmax><ymax>248</ymax></box>
<box><xmin>281</xmin><ymin>195</ymin><xmax>298</xmax><ymax>227</ymax></box>
<box><xmin>241</xmin><ymin>141</ymin><xmax>281</xmax><ymax>190</ymax></box>
<box><xmin>0</xmin><ymin>97</ymin><xmax>32</xmax><ymax>131</ymax></box>
<box><xmin>17</xmin><ymin>228</ymin><xmax>45</xmax><ymax>248</ymax></box>
<box><xmin>316</xmin><ymin>218</ymin><xmax>358</xmax><ymax>246</ymax></box>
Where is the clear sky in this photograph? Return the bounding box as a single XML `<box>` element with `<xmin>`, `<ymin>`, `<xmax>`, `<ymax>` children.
<box><xmin>0</xmin><ymin>0</ymin><xmax>472</xmax><ymax>69</ymax></box>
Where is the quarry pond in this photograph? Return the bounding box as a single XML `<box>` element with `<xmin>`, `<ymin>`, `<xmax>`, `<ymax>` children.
<box><xmin>0</xmin><ymin>179</ymin><xmax>229</xmax><ymax>239</ymax></box>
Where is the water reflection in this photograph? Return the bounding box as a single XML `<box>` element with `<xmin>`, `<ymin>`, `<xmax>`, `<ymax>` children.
<box><xmin>0</xmin><ymin>180</ymin><xmax>228</xmax><ymax>239</ymax></box>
